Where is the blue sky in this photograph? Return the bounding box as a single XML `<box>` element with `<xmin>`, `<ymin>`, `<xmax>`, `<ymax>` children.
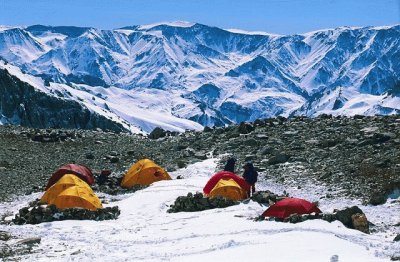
<box><xmin>0</xmin><ymin>0</ymin><xmax>399</xmax><ymax>34</ymax></box>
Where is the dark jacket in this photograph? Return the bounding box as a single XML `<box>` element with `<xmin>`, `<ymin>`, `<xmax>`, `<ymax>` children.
<box><xmin>223</xmin><ymin>158</ymin><xmax>236</xmax><ymax>173</ymax></box>
<box><xmin>243</xmin><ymin>163</ymin><xmax>258</xmax><ymax>185</ymax></box>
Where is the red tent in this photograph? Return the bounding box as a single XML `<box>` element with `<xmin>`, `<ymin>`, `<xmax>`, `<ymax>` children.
<box><xmin>203</xmin><ymin>171</ymin><xmax>251</xmax><ymax>195</ymax></box>
<box><xmin>46</xmin><ymin>164</ymin><xmax>94</xmax><ymax>190</ymax></box>
<box><xmin>262</xmin><ymin>198</ymin><xmax>322</xmax><ymax>219</ymax></box>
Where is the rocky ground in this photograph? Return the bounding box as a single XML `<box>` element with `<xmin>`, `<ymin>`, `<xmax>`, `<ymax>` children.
<box><xmin>0</xmin><ymin>114</ymin><xmax>399</xmax><ymax>205</ymax></box>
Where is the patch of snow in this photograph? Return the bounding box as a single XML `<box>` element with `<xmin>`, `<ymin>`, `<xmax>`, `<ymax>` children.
<box><xmin>225</xmin><ymin>28</ymin><xmax>278</xmax><ymax>36</ymax></box>
<box><xmin>0</xmin><ymin>25</ymin><xmax>16</xmax><ymax>32</ymax></box>
<box><xmin>139</xmin><ymin>21</ymin><xmax>195</xmax><ymax>30</ymax></box>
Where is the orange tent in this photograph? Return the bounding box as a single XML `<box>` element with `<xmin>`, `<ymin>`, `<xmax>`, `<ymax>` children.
<box><xmin>208</xmin><ymin>178</ymin><xmax>248</xmax><ymax>201</ymax></box>
<box><xmin>121</xmin><ymin>159</ymin><xmax>171</xmax><ymax>188</ymax></box>
<box><xmin>41</xmin><ymin>174</ymin><xmax>92</xmax><ymax>204</ymax></box>
<box><xmin>51</xmin><ymin>186</ymin><xmax>103</xmax><ymax>211</ymax></box>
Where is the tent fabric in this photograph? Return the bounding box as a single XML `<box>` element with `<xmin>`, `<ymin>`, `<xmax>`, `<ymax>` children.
<box><xmin>262</xmin><ymin>198</ymin><xmax>322</xmax><ymax>219</ymax></box>
<box><xmin>203</xmin><ymin>171</ymin><xmax>250</xmax><ymax>195</ymax></box>
<box><xmin>46</xmin><ymin>164</ymin><xmax>94</xmax><ymax>190</ymax></box>
<box><xmin>208</xmin><ymin>179</ymin><xmax>247</xmax><ymax>201</ymax></box>
<box><xmin>121</xmin><ymin>159</ymin><xmax>171</xmax><ymax>188</ymax></box>
<box><xmin>41</xmin><ymin>174</ymin><xmax>92</xmax><ymax>204</ymax></box>
<box><xmin>51</xmin><ymin>185</ymin><xmax>102</xmax><ymax>211</ymax></box>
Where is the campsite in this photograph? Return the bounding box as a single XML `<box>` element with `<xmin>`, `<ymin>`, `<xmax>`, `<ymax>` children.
<box><xmin>0</xmin><ymin>115</ymin><xmax>399</xmax><ymax>261</ymax></box>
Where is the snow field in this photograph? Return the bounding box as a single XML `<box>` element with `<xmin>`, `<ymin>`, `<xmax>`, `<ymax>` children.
<box><xmin>0</xmin><ymin>159</ymin><xmax>397</xmax><ymax>261</ymax></box>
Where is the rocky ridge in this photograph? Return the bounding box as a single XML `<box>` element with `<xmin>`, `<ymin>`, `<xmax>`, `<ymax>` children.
<box><xmin>0</xmin><ymin>114</ymin><xmax>398</xmax><ymax>206</ymax></box>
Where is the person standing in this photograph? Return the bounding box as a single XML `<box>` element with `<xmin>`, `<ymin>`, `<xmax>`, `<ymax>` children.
<box><xmin>223</xmin><ymin>157</ymin><xmax>236</xmax><ymax>173</ymax></box>
<box><xmin>243</xmin><ymin>162</ymin><xmax>258</xmax><ymax>196</ymax></box>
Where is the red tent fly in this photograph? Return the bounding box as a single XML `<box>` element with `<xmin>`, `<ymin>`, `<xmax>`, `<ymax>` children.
<box><xmin>262</xmin><ymin>198</ymin><xmax>322</xmax><ymax>219</ymax></box>
<box><xmin>46</xmin><ymin>164</ymin><xmax>94</xmax><ymax>190</ymax></box>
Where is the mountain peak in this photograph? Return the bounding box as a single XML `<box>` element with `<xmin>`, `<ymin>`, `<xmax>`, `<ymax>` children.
<box><xmin>138</xmin><ymin>21</ymin><xmax>196</xmax><ymax>30</ymax></box>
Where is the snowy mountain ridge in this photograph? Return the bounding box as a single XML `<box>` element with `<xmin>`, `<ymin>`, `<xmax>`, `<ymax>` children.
<box><xmin>0</xmin><ymin>22</ymin><xmax>399</xmax><ymax>131</ymax></box>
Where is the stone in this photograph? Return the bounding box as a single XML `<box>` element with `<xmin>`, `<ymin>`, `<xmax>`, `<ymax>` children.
<box><xmin>268</xmin><ymin>154</ymin><xmax>291</xmax><ymax>165</ymax></box>
<box><xmin>203</xmin><ymin>126</ymin><xmax>213</xmax><ymax>132</ymax></box>
<box><xmin>238</xmin><ymin>122</ymin><xmax>254</xmax><ymax>134</ymax></box>
<box><xmin>255</xmin><ymin>134</ymin><xmax>268</xmax><ymax>140</ymax></box>
<box><xmin>126</xmin><ymin>150</ymin><xmax>135</xmax><ymax>156</ymax></box>
<box><xmin>17</xmin><ymin>237</ymin><xmax>41</xmax><ymax>246</ymax></box>
<box><xmin>85</xmin><ymin>152</ymin><xmax>95</xmax><ymax>159</ymax></box>
<box><xmin>351</xmin><ymin>213</ymin><xmax>369</xmax><ymax>234</ymax></box>
<box><xmin>369</xmin><ymin>192</ymin><xmax>386</xmax><ymax>205</ymax></box>
<box><xmin>59</xmin><ymin>133</ymin><xmax>68</xmax><ymax>140</ymax></box>
<box><xmin>194</xmin><ymin>152</ymin><xmax>207</xmax><ymax>160</ymax></box>
<box><xmin>244</xmin><ymin>155</ymin><xmax>256</xmax><ymax>161</ymax></box>
<box><xmin>149</xmin><ymin>127</ymin><xmax>167</xmax><ymax>139</ymax></box>
<box><xmin>244</xmin><ymin>138</ymin><xmax>258</xmax><ymax>147</ymax></box>
<box><xmin>176</xmin><ymin>160</ymin><xmax>186</xmax><ymax>168</ymax></box>
<box><xmin>394</xmin><ymin>234</ymin><xmax>400</xmax><ymax>242</ymax></box>
<box><xmin>374</xmin><ymin>159</ymin><xmax>391</xmax><ymax>168</ymax></box>
<box><xmin>0</xmin><ymin>231</ymin><xmax>11</xmax><ymax>241</ymax></box>
<box><xmin>110</xmin><ymin>157</ymin><xmax>119</xmax><ymax>163</ymax></box>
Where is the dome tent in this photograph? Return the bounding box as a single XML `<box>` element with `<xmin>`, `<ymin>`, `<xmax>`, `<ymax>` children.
<box><xmin>208</xmin><ymin>178</ymin><xmax>248</xmax><ymax>201</ymax></box>
<box><xmin>41</xmin><ymin>174</ymin><xmax>102</xmax><ymax>211</ymax></box>
<box><xmin>46</xmin><ymin>164</ymin><xmax>94</xmax><ymax>190</ymax></box>
<box><xmin>51</xmin><ymin>186</ymin><xmax>102</xmax><ymax>211</ymax></box>
<box><xmin>262</xmin><ymin>198</ymin><xmax>322</xmax><ymax>219</ymax></box>
<box><xmin>41</xmin><ymin>174</ymin><xmax>92</xmax><ymax>204</ymax></box>
<box><xmin>121</xmin><ymin>159</ymin><xmax>171</xmax><ymax>188</ymax></box>
<box><xmin>203</xmin><ymin>171</ymin><xmax>250</xmax><ymax>195</ymax></box>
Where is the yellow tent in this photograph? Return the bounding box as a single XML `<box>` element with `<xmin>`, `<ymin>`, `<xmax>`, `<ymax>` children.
<box><xmin>208</xmin><ymin>178</ymin><xmax>247</xmax><ymax>201</ymax></box>
<box><xmin>41</xmin><ymin>174</ymin><xmax>92</xmax><ymax>204</ymax></box>
<box><xmin>51</xmin><ymin>185</ymin><xmax>103</xmax><ymax>211</ymax></box>
<box><xmin>121</xmin><ymin>159</ymin><xmax>171</xmax><ymax>188</ymax></box>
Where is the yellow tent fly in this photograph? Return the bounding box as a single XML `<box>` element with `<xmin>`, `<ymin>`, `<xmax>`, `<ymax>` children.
<box><xmin>41</xmin><ymin>174</ymin><xmax>92</xmax><ymax>204</ymax></box>
<box><xmin>208</xmin><ymin>178</ymin><xmax>247</xmax><ymax>201</ymax></box>
<box><xmin>121</xmin><ymin>159</ymin><xmax>171</xmax><ymax>188</ymax></box>
<box><xmin>51</xmin><ymin>185</ymin><xmax>103</xmax><ymax>211</ymax></box>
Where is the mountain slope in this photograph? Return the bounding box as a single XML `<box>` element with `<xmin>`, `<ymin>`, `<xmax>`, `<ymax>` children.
<box><xmin>0</xmin><ymin>61</ymin><xmax>203</xmax><ymax>133</ymax></box>
<box><xmin>0</xmin><ymin>23</ymin><xmax>399</xmax><ymax>129</ymax></box>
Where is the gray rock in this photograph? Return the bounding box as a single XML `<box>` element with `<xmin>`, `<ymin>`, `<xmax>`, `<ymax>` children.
<box><xmin>110</xmin><ymin>156</ymin><xmax>119</xmax><ymax>163</ymax></box>
<box><xmin>244</xmin><ymin>138</ymin><xmax>258</xmax><ymax>147</ymax></box>
<box><xmin>268</xmin><ymin>154</ymin><xmax>291</xmax><ymax>165</ymax></box>
<box><xmin>17</xmin><ymin>237</ymin><xmax>41</xmax><ymax>246</ymax></box>
<box><xmin>126</xmin><ymin>150</ymin><xmax>135</xmax><ymax>156</ymax></box>
<box><xmin>85</xmin><ymin>152</ymin><xmax>95</xmax><ymax>159</ymax></box>
<box><xmin>394</xmin><ymin>234</ymin><xmax>400</xmax><ymax>242</ymax></box>
<box><xmin>238</xmin><ymin>122</ymin><xmax>254</xmax><ymax>134</ymax></box>
<box><xmin>149</xmin><ymin>127</ymin><xmax>167</xmax><ymax>139</ymax></box>
<box><xmin>0</xmin><ymin>231</ymin><xmax>11</xmax><ymax>241</ymax></box>
<box><xmin>369</xmin><ymin>192</ymin><xmax>386</xmax><ymax>205</ymax></box>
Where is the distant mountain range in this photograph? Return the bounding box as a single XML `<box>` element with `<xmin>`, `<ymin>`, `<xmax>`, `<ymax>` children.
<box><xmin>0</xmin><ymin>22</ymin><xmax>399</xmax><ymax>132</ymax></box>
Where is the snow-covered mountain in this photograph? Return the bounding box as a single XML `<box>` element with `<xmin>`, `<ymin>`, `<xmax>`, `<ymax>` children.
<box><xmin>0</xmin><ymin>22</ymin><xmax>399</xmax><ymax>131</ymax></box>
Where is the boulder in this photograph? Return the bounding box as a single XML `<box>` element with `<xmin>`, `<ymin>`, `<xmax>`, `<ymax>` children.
<box><xmin>17</xmin><ymin>237</ymin><xmax>41</xmax><ymax>246</ymax></box>
<box><xmin>148</xmin><ymin>127</ymin><xmax>167</xmax><ymax>139</ymax></box>
<box><xmin>0</xmin><ymin>231</ymin><xmax>11</xmax><ymax>241</ymax></box>
<box><xmin>237</xmin><ymin>122</ymin><xmax>254</xmax><ymax>134</ymax></box>
<box><xmin>394</xmin><ymin>234</ymin><xmax>400</xmax><ymax>242</ymax></box>
<box><xmin>268</xmin><ymin>154</ymin><xmax>291</xmax><ymax>165</ymax></box>
<box><xmin>369</xmin><ymin>192</ymin><xmax>386</xmax><ymax>205</ymax></box>
<box><xmin>244</xmin><ymin>138</ymin><xmax>258</xmax><ymax>147</ymax></box>
<box><xmin>85</xmin><ymin>152</ymin><xmax>95</xmax><ymax>159</ymax></box>
<box><xmin>203</xmin><ymin>126</ymin><xmax>213</xmax><ymax>132</ymax></box>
